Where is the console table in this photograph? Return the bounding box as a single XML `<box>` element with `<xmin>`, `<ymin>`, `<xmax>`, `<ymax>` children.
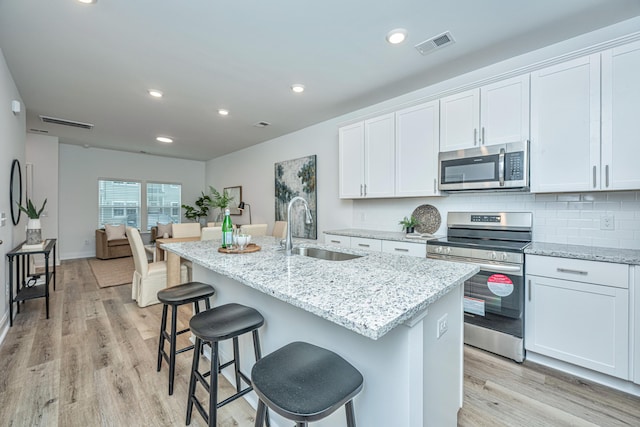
<box><xmin>6</xmin><ymin>239</ymin><xmax>57</xmax><ymax>326</ymax></box>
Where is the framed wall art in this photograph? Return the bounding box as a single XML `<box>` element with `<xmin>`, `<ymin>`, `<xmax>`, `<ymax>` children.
<box><xmin>274</xmin><ymin>155</ymin><xmax>317</xmax><ymax>239</ymax></box>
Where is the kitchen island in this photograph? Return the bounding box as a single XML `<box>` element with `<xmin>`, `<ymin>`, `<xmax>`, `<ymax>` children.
<box><xmin>162</xmin><ymin>236</ymin><xmax>478</xmax><ymax>426</ymax></box>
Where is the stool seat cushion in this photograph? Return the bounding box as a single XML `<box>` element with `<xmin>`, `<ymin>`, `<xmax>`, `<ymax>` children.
<box><xmin>190</xmin><ymin>303</ymin><xmax>264</xmax><ymax>342</ymax></box>
<box><xmin>157</xmin><ymin>281</ymin><xmax>215</xmax><ymax>305</ymax></box>
<box><xmin>251</xmin><ymin>341</ymin><xmax>364</xmax><ymax>422</ymax></box>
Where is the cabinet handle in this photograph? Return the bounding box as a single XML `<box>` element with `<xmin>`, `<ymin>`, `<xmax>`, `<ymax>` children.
<box><xmin>394</xmin><ymin>248</ymin><xmax>409</xmax><ymax>252</ymax></box>
<box><xmin>360</xmin><ymin>184</ymin><xmax>363</xmax><ymax>197</ymax></box>
<box><xmin>605</xmin><ymin>165</ymin><xmax>610</xmax><ymax>188</ymax></box>
<box><xmin>592</xmin><ymin>166</ymin><xmax>597</xmax><ymax>188</ymax></box>
<box><xmin>330</xmin><ymin>240</ymin><xmax>341</xmax><ymax>244</ymax></box>
<box><xmin>557</xmin><ymin>268</ymin><xmax>588</xmax><ymax>276</ymax></box>
<box><xmin>433</xmin><ymin>178</ymin><xmax>437</xmax><ymax>193</ymax></box>
<box><xmin>528</xmin><ymin>280</ymin><xmax>531</xmax><ymax>301</ymax></box>
<box><xmin>473</xmin><ymin>128</ymin><xmax>478</xmax><ymax>146</ymax></box>
<box><xmin>358</xmin><ymin>243</ymin><xmax>370</xmax><ymax>248</ymax></box>
<box><xmin>481</xmin><ymin>127</ymin><xmax>485</xmax><ymax>145</ymax></box>
<box><xmin>364</xmin><ymin>184</ymin><xmax>367</xmax><ymax>196</ymax></box>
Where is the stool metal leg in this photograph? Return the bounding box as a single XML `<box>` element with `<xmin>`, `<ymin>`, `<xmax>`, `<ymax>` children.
<box><xmin>186</xmin><ymin>337</ymin><xmax>202</xmax><ymax>425</ymax></box>
<box><xmin>157</xmin><ymin>304</ymin><xmax>168</xmax><ymax>372</ymax></box>
<box><xmin>168</xmin><ymin>304</ymin><xmax>178</xmax><ymax>395</ymax></box>
<box><xmin>209</xmin><ymin>341</ymin><xmax>220</xmax><ymax>427</ymax></box>
<box><xmin>252</xmin><ymin>331</ymin><xmax>270</xmax><ymax>427</ymax></box>
<box><xmin>346</xmin><ymin>400</ymin><xmax>356</xmax><ymax>427</ymax></box>
<box><xmin>233</xmin><ymin>337</ymin><xmax>242</xmax><ymax>393</ymax></box>
<box><xmin>254</xmin><ymin>400</ymin><xmax>266</xmax><ymax>427</ymax></box>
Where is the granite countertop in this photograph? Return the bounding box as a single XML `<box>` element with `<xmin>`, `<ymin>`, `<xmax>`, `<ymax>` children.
<box><xmin>162</xmin><ymin>236</ymin><xmax>477</xmax><ymax>340</ymax></box>
<box><xmin>324</xmin><ymin>228</ymin><xmax>442</xmax><ymax>243</ymax></box>
<box><xmin>525</xmin><ymin>242</ymin><xmax>640</xmax><ymax>265</ymax></box>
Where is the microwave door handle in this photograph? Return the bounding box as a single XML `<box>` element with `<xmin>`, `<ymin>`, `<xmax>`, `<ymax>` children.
<box><xmin>499</xmin><ymin>148</ymin><xmax>505</xmax><ymax>186</ymax></box>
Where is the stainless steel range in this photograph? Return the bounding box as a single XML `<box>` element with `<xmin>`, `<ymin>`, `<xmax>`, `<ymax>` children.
<box><xmin>427</xmin><ymin>211</ymin><xmax>532</xmax><ymax>362</ymax></box>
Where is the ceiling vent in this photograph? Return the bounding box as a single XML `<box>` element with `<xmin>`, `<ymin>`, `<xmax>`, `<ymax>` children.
<box><xmin>39</xmin><ymin>115</ymin><xmax>94</xmax><ymax>130</ymax></box>
<box><xmin>29</xmin><ymin>128</ymin><xmax>49</xmax><ymax>134</ymax></box>
<box><xmin>253</xmin><ymin>121</ymin><xmax>271</xmax><ymax>128</ymax></box>
<box><xmin>414</xmin><ymin>31</ymin><xmax>455</xmax><ymax>56</ymax></box>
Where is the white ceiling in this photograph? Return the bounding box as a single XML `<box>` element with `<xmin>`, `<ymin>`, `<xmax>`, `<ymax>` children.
<box><xmin>1</xmin><ymin>0</ymin><xmax>639</xmax><ymax>161</ymax></box>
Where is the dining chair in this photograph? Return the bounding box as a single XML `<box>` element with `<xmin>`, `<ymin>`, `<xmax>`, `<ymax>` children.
<box><xmin>239</xmin><ymin>223</ymin><xmax>268</xmax><ymax>236</ymax></box>
<box><xmin>126</xmin><ymin>227</ymin><xmax>188</xmax><ymax>307</ymax></box>
<box><xmin>171</xmin><ymin>222</ymin><xmax>201</xmax><ymax>238</ymax></box>
<box><xmin>272</xmin><ymin>221</ymin><xmax>287</xmax><ymax>239</ymax></box>
<box><xmin>201</xmin><ymin>226</ymin><xmax>223</xmax><ymax>241</ymax></box>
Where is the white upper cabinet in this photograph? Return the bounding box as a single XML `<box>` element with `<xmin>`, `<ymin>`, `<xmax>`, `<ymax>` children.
<box><xmin>530</xmin><ymin>54</ymin><xmax>601</xmax><ymax>193</ymax></box>
<box><xmin>395</xmin><ymin>101</ymin><xmax>441</xmax><ymax>197</ymax></box>
<box><xmin>601</xmin><ymin>40</ymin><xmax>640</xmax><ymax>191</ymax></box>
<box><xmin>440</xmin><ymin>75</ymin><xmax>530</xmax><ymax>151</ymax></box>
<box><xmin>339</xmin><ymin>122</ymin><xmax>366</xmax><ymax>198</ymax></box>
<box><xmin>339</xmin><ymin>114</ymin><xmax>395</xmax><ymax>199</ymax></box>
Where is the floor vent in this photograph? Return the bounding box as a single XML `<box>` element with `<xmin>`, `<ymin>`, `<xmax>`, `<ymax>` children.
<box><xmin>253</xmin><ymin>121</ymin><xmax>271</xmax><ymax>128</ymax></box>
<box><xmin>414</xmin><ymin>31</ymin><xmax>455</xmax><ymax>56</ymax></box>
<box><xmin>39</xmin><ymin>115</ymin><xmax>94</xmax><ymax>130</ymax></box>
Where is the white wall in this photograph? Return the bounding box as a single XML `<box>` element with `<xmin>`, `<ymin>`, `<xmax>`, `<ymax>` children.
<box><xmin>26</xmin><ymin>133</ymin><xmax>59</xmax><ymax>266</ymax></box>
<box><xmin>206</xmin><ymin>17</ymin><xmax>640</xmax><ymax>250</ymax></box>
<box><xmin>0</xmin><ymin>48</ymin><xmax>26</xmax><ymax>335</ymax></box>
<box><xmin>59</xmin><ymin>144</ymin><xmax>206</xmax><ymax>259</ymax></box>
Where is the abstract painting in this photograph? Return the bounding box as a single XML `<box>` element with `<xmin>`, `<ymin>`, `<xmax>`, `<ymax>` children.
<box><xmin>275</xmin><ymin>155</ymin><xmax>317</xmax><ymax>239</ymax></box>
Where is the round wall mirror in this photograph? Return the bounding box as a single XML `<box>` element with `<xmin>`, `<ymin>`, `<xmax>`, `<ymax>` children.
<box><xmin>10</xmin><ymin>159</ymin><xmax>22</xmax><ymax>226</ymax></box>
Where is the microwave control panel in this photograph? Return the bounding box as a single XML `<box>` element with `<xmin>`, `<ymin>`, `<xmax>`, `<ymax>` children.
<box><xmin>505</xmin><ymin>152</ymin><xmax>524</xmax><ymax>181</ymax></box>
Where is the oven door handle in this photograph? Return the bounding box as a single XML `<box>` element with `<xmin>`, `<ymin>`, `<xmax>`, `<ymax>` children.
<box><xmin>477</xmin><ymin>263</ymin><xmax>521</xmax><ymax>273</ymax></box>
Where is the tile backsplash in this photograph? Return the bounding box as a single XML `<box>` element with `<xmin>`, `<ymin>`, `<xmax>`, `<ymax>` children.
<box><xmin>351</xmin><ymin>191</ymin><xmax>640</xmax><ymax>250</ymax></box>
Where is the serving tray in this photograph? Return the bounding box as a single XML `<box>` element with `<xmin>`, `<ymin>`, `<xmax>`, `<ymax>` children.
<box><xmin>218</xmin><ymin>243</ymin><xmax>261</xmax><ymax>254</ymax></box>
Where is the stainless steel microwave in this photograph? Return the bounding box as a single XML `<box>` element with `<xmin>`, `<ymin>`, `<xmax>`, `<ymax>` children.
<box><xmin>438</xmin><ymin>141</ymin><xmax>529</xmax><ymax>191</ymax></box>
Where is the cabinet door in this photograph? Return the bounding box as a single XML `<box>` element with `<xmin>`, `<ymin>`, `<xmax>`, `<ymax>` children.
<box><xmin>395</xmin><ymin>101</ymin><xmax>440</xmax><ymax>197</ymax></box>
<box><xmin>350</xmin><ymin>237</ymin><xmax>382</xmax><ymax>252</ymax></box>
<box><xmin>324</xmin><ymin>234</ymin><xmax>351</xmax><ymax>248</ymax></box>
<box><xmin>635</xmin><ymin>266</ymin><xmax>640</xmax><ymax>385</ymax></box>
<box><xmin>525</xmin><ymin>274</ymin><xmax>629</xmax><ymax>379</ymax></box>
<box><xmin>440</xmin><ymin>88</ymin><xmax>480</xmax><ymax>151</ymax></box>
<box><xmin>530</xmin><ymin>54</ymin><xmax>601</xmax><ymax>193</ymax></box>
<box><xmin>602</xmin><ymin>40</ymin><xmax>640</xmax><ymax>191</ymax></box>
<box><xmin>381</xmin><ymin>240</ymin><xmax>426</xmax><ymax>257</ymax></box>
<box><xmin>480</xmin><ymin>75</ymin><xmax>530</xmax><ymax>146</ymax></box>
<box><xmin>339</xmin><ymin>122</ymin><xmax>365</xmax><ymax>198</ymax></box>
<box><xmin>364</xmin><ymin>114</ymin><xmax>395</xmax><ymax>198</ymax></box>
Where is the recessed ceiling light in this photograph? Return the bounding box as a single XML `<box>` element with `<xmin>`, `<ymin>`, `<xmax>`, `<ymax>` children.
<box><xmin>148</xmin><ymin>89</ymin><xmax>163</xmax><ymax>98</ymax></box>
<box><xmin>218</xmin><ymin>109</ymin><xmax>229</xmax><ymax>116</ymax></box>
<box><xmin>156</xmin><ymin>136</ymin><xmax>173</xmax><ymax>143</ymax></box>
<box><xmin>386</xmin><ymin>28</ymin><xmax>408</xmax><ymax>44</ymax></box>
<box><xmin>291</xmin><ymin>84</ymin><xmax>305</xmax><ymax>93</ymax></box>
<box><xmin>77</xmin><ymin>0</ymin><xmax>97</xmax><ymax>4</ymax></box>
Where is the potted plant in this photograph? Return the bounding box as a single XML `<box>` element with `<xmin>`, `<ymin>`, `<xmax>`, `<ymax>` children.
<box><xmin>399</xmin><ymin>215</ymin><xmax>420</xmax><ymax>234</ymax></box>
<box><xmin>209</xmin><ymin>186</ymin><xmax>234</xmax><ymax>222</ymax></box>
<box><xmin>181</xmin><ymin>192</ymin><xmax>212</xmax><ymax>226</ymax></box>
<box><xmin>18</xmin><ymin>198</ymin><xmax>47</xmax><ymax>244</ymax></box>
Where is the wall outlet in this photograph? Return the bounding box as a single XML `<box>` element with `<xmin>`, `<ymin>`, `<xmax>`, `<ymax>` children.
<box><xmin>600</xmin><ymin>214</ymin><xmax>615</xmax><ymax>230</ymax></box>
<box><xmin>437</xmin><ymin>313</ymin><xmax>448</xmax><ymax>339</ymax></box>
<box><xmin>84</xmin><ymin>239</ymin><xmax>90</xmax><ymax>245</ymax></box>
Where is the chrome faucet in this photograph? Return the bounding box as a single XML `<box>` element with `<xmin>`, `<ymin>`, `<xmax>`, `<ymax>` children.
<box><xmin>284</xmin><ymin>196</ymin><xmax>313</xmax><ymax>255</ymax></box>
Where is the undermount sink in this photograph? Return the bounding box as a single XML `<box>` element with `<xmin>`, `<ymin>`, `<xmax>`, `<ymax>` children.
<box><xmin>292</xmin><ymin>247</ymin><xmax>363</xmax><ymax>261</ymax></box>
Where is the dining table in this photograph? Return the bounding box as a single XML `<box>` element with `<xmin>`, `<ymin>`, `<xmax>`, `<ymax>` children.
<box><xmin>155</xmin><ymin>236</ymin><xmax>201</xmax><ymax>287</ymax></box>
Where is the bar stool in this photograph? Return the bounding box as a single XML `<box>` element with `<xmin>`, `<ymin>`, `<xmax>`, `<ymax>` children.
<box><xmin>252</xmin><ymin>341</ymin><xmax>364</xmax><ymax>427</ymax></box>
<box><xmin>156</xmin><ymin>281</ymin><xmax>216</xmax><ymax>395</ymax></box>
<box><xmin>186</xmin><ymin>303</ymin><xmax>267</xmax><ymax>427</ymax></box>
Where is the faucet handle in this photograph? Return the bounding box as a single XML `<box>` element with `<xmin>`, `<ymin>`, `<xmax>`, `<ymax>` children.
<box><xmin>279</xmin><ymin>238</ymin><xmax>286</xmax><ymax>248</ymax></box>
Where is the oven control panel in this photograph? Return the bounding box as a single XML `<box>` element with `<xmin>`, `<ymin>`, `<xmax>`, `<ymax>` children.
<box><xmin>470</xmin><ymin>215</ymin><xmax>501</xmax><ymax>223</ymax></box>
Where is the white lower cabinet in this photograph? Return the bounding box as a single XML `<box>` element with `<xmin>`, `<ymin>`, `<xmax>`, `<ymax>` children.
<box><xmin>381</xmin><ymin>240</ymin><xmax>426</xmax><ymax>257</ymax></box>
<box><xmin>350</xmin><ymin>237</ymin><xmax>382</xmax><ymax>252</ymax></box>
<box><xmin>525</xmin><ymin>255</ymin><xmax>629</xmax><ymax>379</ymax></box>
<box><xmin>635</xmin><ymin>266</ymin><xmax>640</xmax><ymax>385</ymax></box>
<box><xmin>324</xmin><ymin>234</ymin><xmax>426</xmax><ymax>257</ymax></box>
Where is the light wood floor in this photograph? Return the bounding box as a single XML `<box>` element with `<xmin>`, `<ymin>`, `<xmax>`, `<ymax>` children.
<box><xmin>1</xmin><ymin>258</ymin><xmax>639</xmax><ymax>426</ymax></box>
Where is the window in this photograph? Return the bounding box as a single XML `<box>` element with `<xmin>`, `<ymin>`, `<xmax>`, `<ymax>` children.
<box><xmin>98</xmin><ymin>180</ymin><xmax>182</xmax><ymax>231</ymax></box>
<box><xmin>146</xmin><ymin>182</ymin><xmax>182</xmax><ymax>230</ymax></box>
<box><xmin>98</xmin><ymin>180</ymin><xmax>141</xmax><ymax>228</ymax></box>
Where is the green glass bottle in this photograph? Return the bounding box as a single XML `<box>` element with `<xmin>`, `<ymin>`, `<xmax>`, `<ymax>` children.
<box><xmin>221</xmin><ymin>208</ymin><xmax>233</xmax><ymax>248</ymax></box>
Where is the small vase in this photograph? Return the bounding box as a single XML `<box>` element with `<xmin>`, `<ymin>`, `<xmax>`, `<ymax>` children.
<box><xmin>26</xmin><ymin>218</ymin><xmax>43</xmax><ymax>245</ymax></box>
<box><xmin>406</xmin><ymin>226</ymin><xmax>415</xmax><ymax>234</ymax></box>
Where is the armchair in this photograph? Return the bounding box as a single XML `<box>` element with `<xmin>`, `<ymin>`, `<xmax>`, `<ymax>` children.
<box><xmin>95</xmin><ymin>228</ymin><xmax>133</xmax><ymax>259</ymax></box>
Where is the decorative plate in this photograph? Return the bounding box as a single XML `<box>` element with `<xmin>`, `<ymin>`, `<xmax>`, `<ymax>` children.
<box><xmin>411</xmin><ymin>204</ymin><xmax>441</xmax><ymax>234</ymax></box>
